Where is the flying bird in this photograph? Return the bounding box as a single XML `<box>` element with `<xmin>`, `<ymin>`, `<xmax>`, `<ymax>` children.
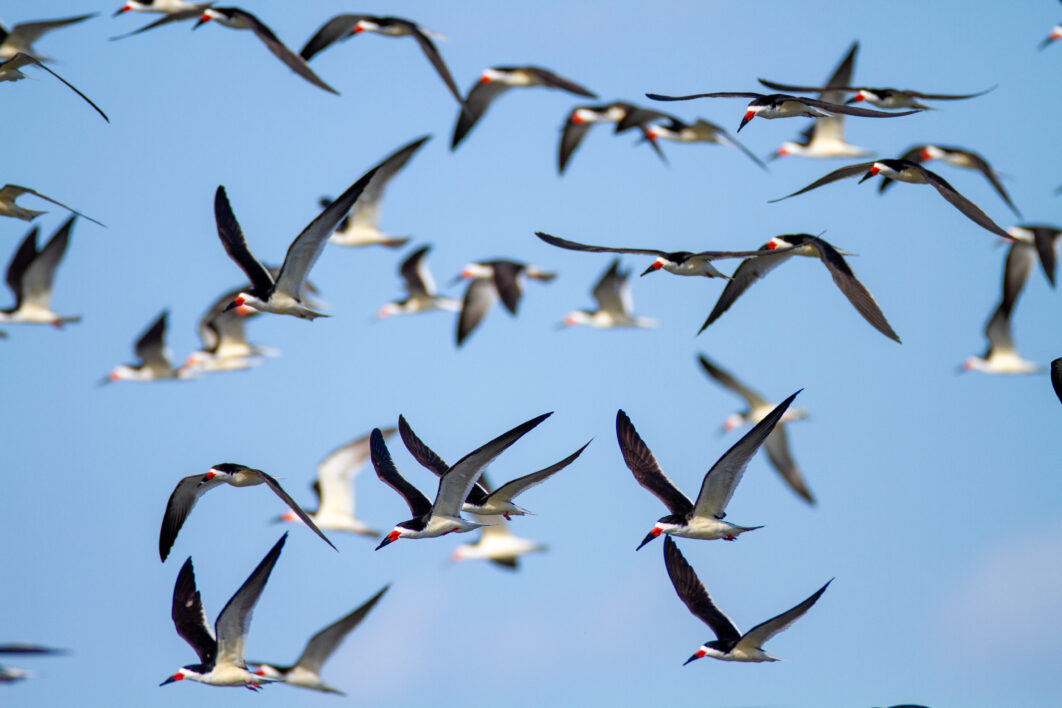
<box><xmin>371</xmin><ymin>412</ymin><xmax>552</xmax><ymax>549</ymax></box>
<box><xmin>700</xmin><ymin>233</ymin><xmax>900</xmax><ymax>343</ymax></box>
<box><xmin>643</xmin><ymin>116</ymin><xmax>766</xmax><ymax>170</ymax></box>
<box><xmin>275</xmin><ymin>428</ymin><xmax>396</xmax><ymax>536</ymax></box>
<box><xmin>0</xmin><ymin>645</ymin><xmax>67</xmax><ymax>684</ymax></box>
<box><xmin>111</xmin><ymin>1</ymin><xmax>213</xmax><ymax>40</ymax></box>
<box><xmin>322</xmin><ymin>135</ymin><xmax>429</xmax><ymax>249</ymax></box>
<box><xmin>452</xmin><ymin>65</ymin><xmax>596</xmax><ymax>149</ymax></box>
<box><xmin>534</xmin><ymin>231</ymin><xmax>768</xmax><ymax>278</ymax></box>
<box><xmin>757</xmin><ymin>75</ymin><xmax>994</xmax><ymax>110</ymax></box>
<box><xmin>558</xmin><ymin>101</ymin><xmax>663</xmax><ymax>173</ymax></box>
<box><xmin>645</xmin><ymin>91</ymin><xmax>918</xmax><ymax>132</ymax></box>
<box><xmin>0</xmin><ymin>184</ymin><xmax>104</xmax><ymax>226</ymax></box>
<box><xmin>455</xmin><ymin>260</ymin><xmax>555</xmax><ymax>346</ymax></box>
<box><xmin>1040</xmin><ymin>21</ymin><xmax>1062</xmax><ymax>49</ymax></box>
<box><xmin>882</xmin><ymin>145</ymin><xmax>1020</xmax><ymax>217</ymax></box>
<box><xmin>180</xmin><ymin>284</ymin><xmax>279</xmax><ymax>375</ymax></box>
<box><xmin>159</xmin><ymin>463</ymin><xmax>336</xmax><ymax>562</ymax></box>
<box><xmin>397</xmin><ymin>413</ymin><xmax>588</xmax><ymax>518</ymax></box>
<box><xmin>299</xmin><ymin>15</ymin><xmax>465</xmax><ymax>111</ymax></box>
<box><xmin>214</xmin><ymin>161</ymin><xmax>382</xmax><ymax>319</ymax></box>
<box><xmin>450</xmin><ymin>513</ymin><xmax>547</xmax><ymax>569</ymax></box>
<box><xmin>0</xmin><ymin>52</ymin><xmax>108</xmax><ymax>121</ymax></box>
<box><xmin>103</xmin><ymin>310</ymin><xmax>187</xmax><ymax>383</ymax></box>
<box><xmin>663</xmin><ymin>536</ymin><xmax>830</xmax><ymax>663</ymax></box>
<box><xmin>696</xmin><ymin>355</ymin><xmax>813</xmax><ymax>504</ymax></box>
<box><xmin>377</xmin><ymin>245</ymin><xmax>460</xmax><ymax>318</ymax></box>
<box><xmin>194</xmin><ymin>7</ymin><xmax>339</xmax><ymax>94</ymax></box>
<box><xmin>1006</xmin><ymin>225</ymin><xmax>1060</xmax><ymax>287</ymax></box>
<box><xmin>1051</xmin><ymin>359</ymin><xmax>1062</xmax><ymax>405</ymax></box>
<box><xmin>618</xmin><ymin>391</ymin><xmax>799</xmax><ymax>550</ymax></box>
<box><xmin>769</xmin><ymin>159</ymin><xmax>1013</xmax><ymax>240</ymax></box>
<box><xmin>560</xmin><ymin>259</ymin><xmax>658</xmax><ymax>329</ymax></box>
<box><xmin>250</xmin><ymin>586</ymin><xmax>388</xmax><ymax>694</ymax></box>
<box><xmin>161</xmin><ymin>534</ymin><xmax>287</xmax><ymax>689</ymax></box>
<box><xmin>0</xmin><ymin>217</ymin><xmax>81</xmax><ymax>328</ymax></box>
<box><xmin>0</xmin><ymin>13</ymin><xmax>96</xmax><ymax>61</ymax></box>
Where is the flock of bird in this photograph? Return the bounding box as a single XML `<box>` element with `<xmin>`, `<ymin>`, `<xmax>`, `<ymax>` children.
<box><xmin>3</xmin><ymin>3</ymin><xmax>1060</xmax><ymax>704</ymax></box>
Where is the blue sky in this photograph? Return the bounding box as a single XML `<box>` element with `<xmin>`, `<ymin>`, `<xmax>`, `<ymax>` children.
<box><xmin>3</xmin><ymin>1</ymin><xmax>1061</xmax><ymax>706</ymax></box>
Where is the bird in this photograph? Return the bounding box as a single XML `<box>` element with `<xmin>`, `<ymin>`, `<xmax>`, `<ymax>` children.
<box><xmin>452</xmin><ymin>66</ymin><xmax>597</xmax><ymax>149</ymax></box>
<box><xmin>882</xmin><ymin>145</ymin><xmax>1020</xmax><ymax>217</ymax></box>
<box><xmin>560</xmin><ymin>259</ymin><xmax>658</xmax><ymax>329</ymax></box>
<box><xmin>193</xmin><ymin>8</ymin><xmax>339</xmax><ymax>94</ymax></box>
<box><xmin>699</xmin><ymin>233</ymin><xmax>900</xmax><ymax>343</ymax></box>
<box><xmin>663</xmin><ymin>535</ymin><xmax>830</xmax><ymax>663</ymax></box>
<box><xmin>618</xmin><ymin>391</ymin><xmax>799</xmax><ymax>550</ymax></box>
<box><xmin>455</xmin><ymin>260</ymin><xmax>556</xmax><ymax>346</ymax></box>
<box><xmin>642</xmin><ymin>116</ymin><xmax>767</xmax><ymax>170</ymax></box>
<box><xmin>249</xmin><ymin>585</ymin><xmax>388</xmax><ymax>694</ymax></box>
<box><xmin>371</xmin><ymin>412</ymin><xmax>552</xmax><ymax>549</ymax></box>
<box><xmin>0</xmin><ymin>13</ymin><xmax>96</xmax><ymax>61</ymax></box>
<box><xmin>962</xmin><ymin>238</ymin><xmax>1042</xmax><ymax>375</ymax></box>
<box><xmin>274</xmin><ymin>428</ymin><xmax>396</xmax><ymax>537</ymax></box>
<box><xmin>0</xmin><ymin>217</ymin><xmax>81</xmax><ymax>328</ymax></box>
<box><xmin>756</xmin><ymin>75</ymin><xmax>995</xmax><ymax>110</ymax></box>
<box><xmin>103</xmin><ymin>310</ymin><xmax>187</xmax><ymax>383</ymax></box>
<box><xmin>299</xmin><ymin>15</ymin><xmax>465</xmax><ymax>111</ymax></box>
<box><xmin>0</xmin><ymin>184</ymin><xmax>104</xmax><ymax>226</ymax></box>
<box><xmin>1006</xmin><ymin>225</ymin><xmax>1060</xmax><ymax>287</ymax></box>
<box><xmin>158</xmin><ymin>463</ymin><xmax>337</xmax><ymax>562</ymax></box>
<box><xmin>179</xmin><ymin>285</ymin><xmax>278</xmax><ymax>375</ymax></box>
<box><xmin>110</xmin><ymin>1</ymin><xmax>213</xmax><ymax>40</ymax></box>
<box><xmin>696</xmin><ymin>355</ymin><xmax>814</xmax><ymax>504</ymax></box>
<box><xmin>397</xmin><ymin>413</ymin><xmax>588</xmax><ymax>519</ymax></box>
<box><xmin>769</xmin><ymin>159</ymin><xmax>1014</xmax><ymax>240</ymax></box>
<box><xmin>214</xmin><ymin>160</ymin><xmax>382</xmax><ymax>320</ymax></box>
<box><xmin>322</xmin><ymin>135</ymin><xmax>429</xmax><ymax>249</ymax></box>
<box><xmin>161</xmin><ymin>534</ymin><xmax>287</xmax><ymax>689</ymax></box>
<box><xmin>558</xmin><ymin>101</ymin><xmax>667</xmax><ymax>173</ymax></box>
<box><xmin>376</xmin><ymin>245</ymin><xmax>460</xmax><ymax>318</ymax></box>
<box><xmin>645</xmin><ymin>91</ymin><xmax>919</xmax><ymax>132</ymax></box>
<box><xmin>534</xmin><ymin>231</ymin><xmax>769</xmax><ymax>278</ymax></box>
<box><xmin>450</xmin><ymin>513</ymin><xmax>547</xmax><ymax>569</ymax></box>
<box><xmin>0</xmin><ymin>645</ymin><xmax>67</xmax><ymax>684</ymax></box>
<box><xmin>0</xmin><ymin>52</ymin><xmax>108</xmax><ymax>122</ymax></box>
<box><xmin>768</xmin><ymin>42</ymin><xmax>872</xmax><ymax>160</ymax></box>
<box><xmin>1040</xmin><ymin>21</ymin><xmax>1062</xmax><ymax>50</ymax></box>
<box><xmin>1051</xmin><ymin>359</ymin><xmax>1062</xmax><ymax>405</ymax></box>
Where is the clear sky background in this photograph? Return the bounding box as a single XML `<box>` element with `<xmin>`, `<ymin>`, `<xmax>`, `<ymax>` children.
<box><xmin>3</xmin><ymin>1</ymin><xmax>1061</xmax><ymax>706</ymax></box>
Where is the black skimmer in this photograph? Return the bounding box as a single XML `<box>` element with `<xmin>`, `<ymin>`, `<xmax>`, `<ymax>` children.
<box><xmin>103</xmin><ymin>310</ymin><xmax>187</xmax><ymax>383</ymax></box>
<box><xmin>645</xmin><ymin>91</ymin><xmax>918</xmax><ymax>132</ymax></box>
<box><xmin>768</xmin><ymin>42</ymin><xmax>872</xmax><ymax>160</ymax></box>
<box><xmin>757</xmin><ymin>75</ymin><xmax>995</xmax><ymax>110</ymax></box>
<box><xmin>299</xmin><ymin>15</ymin><xmax>465</xmax><ymax>111</ymax></box>
<box><xmin>397</xmin><ymin>414</ymin><xmax>588</xmax><ymax>519</ymax></box>
<box><xmin>1006</xmin><ymin>225</ymin><xmax>1061</xmax><ymax>287</ymax></box>
<box><xmin>450</xmin><ymin>513</ymin><xmax>547</xmax><ymax>569</ymax></box>
<box><xmin>180</xmin><ymin>285</ymin><xmax>277</xmax><ymax>375</ymax></box>
<box><xmin>560</xmin><ymin>259</ymin><xmax>657</xmax><ymax>329</ymax></box>
<box><xmin>452</xmin><ymin>65</ymin><xmax>597</xmax><ymax>149</ymax></box>
<box><xmin>696</xmin><ymin>355</ymin><xmax>813</xmax><ymax>504</ymax></box>
<box><xmin>193</xmin><ymin>8</ymin><xmax>339</xmax><ymax>94</ymax></box>
<box><xmin>214</xmin><ymin>161</ymin><xmax>382</xmax><ymax>320</ymax></box>
<box><xmin>322</xmin><ymin>135</ymin><xmax>429</xmax><ymax>249</ymax></box>
<box><xmin>0</xmin><ymin>52</ymin><xmax>108</xmax><ymax>121</ymax></box>
<box><xmin>618</xmin><ymin>391</ymin><xmax>799</xmax><ymax>549</ymax></box>
<box><xmin>371</xmin><ymin>412</ymin><xmax>552</xmax><ymax>549</ymax></box>
<box><xmin>0</xmin><ymin>645</ymin><xmax>67</xmax><ymax>684</ymax></box>
<box><xmin>159</xmin><ymin>463</ymin><xmax>336</xmax><ymax>562</ymax></box>
<box><xmin>1040</xmin><ymin>20</ymin><xmax>1062</xmax><ymax>49</ymax></box>
<box><xmin>663</xmin><ymin>536</ymin><xmax>830</xmax><ymax>663</ymax></box>
<box><xmin>962</xmin><ymin>238</ymin><xmax>1041</xmax><ymax>375</ymax></box>
<box><xmin>770</xmin><ymin>159</ymin><xmax>1014</xmax><ymax>240</ymax></box>
<box><xmin>0</xmin><ymin>184</ymin><xmax>104</xmax><ymax>226</ymax></box>
<box><xmin>275</xmin><ymin>428</ymin><xmax>396</xmax><ymax>537</ymax></box>
<box><xmin>377</xmin><ymin>245</ymin><xmax>460</xmax><ymax>318</ymax></box>
<box><xmin>454</xmin><ymin>260</ymin><xmax>556</xmax><ymax>346</ymax></box>
<box><xmin>882</xmin><ymin>145</ymin><xmax>1020</xmax><ymax>217</ymax></box>
<box><xmin>0</xmin><ymin>13</ymin><xmax>96</xmax><ymax>61</ymax></box>
<box><xmin>534</xmin><ymin>231</ymin><xmax>767</xmax><ymax>279</ymax></box>
<box><xmin>0</xmin><ymin>217</ymin><xmax>81</xmax><ymax>328</ymax></box>
<box><xmin>250</xmin><ymin>585</ymin><xmax>388</xmax><ymax>694</ymax></box>
<box><xmin>1052</xmin><ymin>359</ymin><xmax>1062</xmax><ymax>405</ymax></box>
<box><xmin>161</xmin><ymin>534</ymin><xmax>287</xmax><ymax>689</ymax></box>
<box><xmin>700</xmin><ymin>233</ymin><xmax>900</xmax><ymax>343</ymax></box>
<box><xmin>111</xmin><ymin>1</ymin><xmax>213</xmax><ymax>40</ymax></box>
<box><xmin>642</xmin><ymin>116</ymin><xmax>767</xmax><ymax>170</ymax></box>
<box><xmin>557</xmin><ymin>102</ymin><xmax>668</xmax><ymax>172</ymax></box>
